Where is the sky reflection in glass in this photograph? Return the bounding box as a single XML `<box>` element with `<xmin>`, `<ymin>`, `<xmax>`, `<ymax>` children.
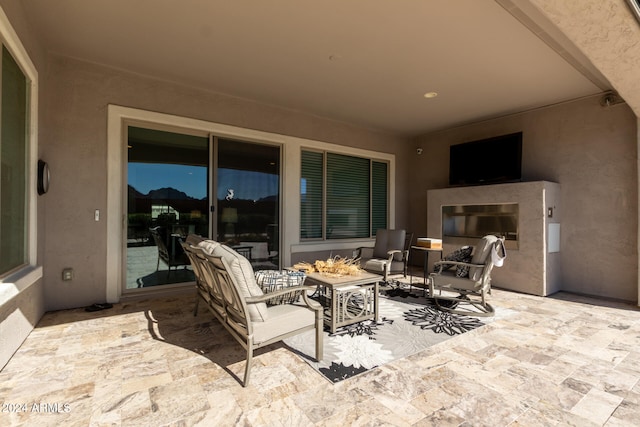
<box><xmin>128</xmin><ymin>163</ymin><xmax>278</xmax><ymax>201</ymax></box>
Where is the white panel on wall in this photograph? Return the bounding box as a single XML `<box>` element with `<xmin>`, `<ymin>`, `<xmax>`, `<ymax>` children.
<box><xmin>548</xmin><ymin>223</ymin><xmax>560</xmax><ymax>253</ymax></box>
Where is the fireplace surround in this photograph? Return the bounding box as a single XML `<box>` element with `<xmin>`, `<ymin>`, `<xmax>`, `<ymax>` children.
<box><xmin>427</xmin><ymin>181</ymin><xmax>560</xmax><ymax>296</ymax></box>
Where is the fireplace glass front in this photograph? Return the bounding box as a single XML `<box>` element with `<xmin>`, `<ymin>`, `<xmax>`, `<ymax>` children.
<box><xmin>442</xmin><ymin>203</ymin><xmax>518</xmax><ymax>249</ymax></box>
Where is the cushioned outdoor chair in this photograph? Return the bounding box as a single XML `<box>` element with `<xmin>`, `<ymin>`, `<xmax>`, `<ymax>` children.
<box><xmin>180</xmin><ymin>237</ymin><xmax>223</xmax><ymax>318</ymax></box>
<box><xmin>428</xmin><ymin>234</ymin><xmax>506</xmax><ymax>317</ymax></box>
<box><xmin>149</xmin><ymin>226</ymin><xmax>190</xmax><ymax>275</ymax></box>
<box><xmin>182</xmin><ymin>239</ymin><xmax>323</xmax><ymax>387</ymax></box>
<box><xmin>356</xmin><ymin>229</ymin><xmax>413</xmax><ymax>282</ymax></box>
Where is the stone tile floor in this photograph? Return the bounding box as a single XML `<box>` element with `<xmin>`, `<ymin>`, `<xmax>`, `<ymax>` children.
<box><xmin>1</xmin><ymin>284</ymin><xmax>639</xmax><ymax>426</ymax></box>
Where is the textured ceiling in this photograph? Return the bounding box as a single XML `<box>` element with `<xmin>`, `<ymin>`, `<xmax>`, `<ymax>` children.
<box><xmin>21</xmin><ymin>0</ymin><xmax>610</xmax><ymax>136</ymax></box>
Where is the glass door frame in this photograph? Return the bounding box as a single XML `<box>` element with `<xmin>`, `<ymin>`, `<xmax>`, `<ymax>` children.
<box><xmin>119</xmin><ymin>122</ymin><xmax>284</xmax><ymax>297</ymax></box>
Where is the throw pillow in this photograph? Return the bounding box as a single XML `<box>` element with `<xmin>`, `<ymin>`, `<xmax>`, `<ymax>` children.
<box><xmin>437</xmin><ymin>246</ymin><xmax>473</xmax><ymax>272</ymax></box>
<box><xmin>255</xmin><ymin>270</ymin><xmax>306</xmax><ymax>306</ymax></box>
<box><xmin>455</xmin><ymin>255</ymin><xmax>473</xmax><ymax>277</ymax></box>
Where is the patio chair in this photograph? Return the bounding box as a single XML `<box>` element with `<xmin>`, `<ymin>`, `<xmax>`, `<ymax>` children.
<box><xmin>193</xmin><ymin>244</ymin><xmax>323</xmax><ymax>387</ymax></box>
<box><xmin>180</xmin><ymin>236</ymin><xmax>222</xmax><ymax>318</ymax></box>
<box><xmin>355</xmin><ymin>229</ymin><xmax>413</xmax><ymax>282</ymax></box>
<box><xmin>149</xmin><ymin>226</ymin><xmax>190</xmax><ymax>275</ymax></box>
<box><xmin>428</xmin><ymin>234</ymin><xmax>506</xmax><ymax>317</ymax></box>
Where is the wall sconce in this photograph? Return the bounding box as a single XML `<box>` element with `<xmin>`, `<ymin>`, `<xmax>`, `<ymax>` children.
<box><xmin>416</xmin><ymin>148</ymin><xmax>423</xmax><ymax>155</ymax></box>
<box><xmin>37</xmin><ymin>159</ymin><xmax>50</xmax><ymax>195</ymax></box>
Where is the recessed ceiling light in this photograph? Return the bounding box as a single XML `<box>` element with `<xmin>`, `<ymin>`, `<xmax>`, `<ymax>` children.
<box><xmin>423</xmin><ymin>92</ymin><xmax>438</xmax><ymax>99</ymax></box>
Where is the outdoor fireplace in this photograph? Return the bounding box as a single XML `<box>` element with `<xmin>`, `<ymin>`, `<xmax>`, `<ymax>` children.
<box><xmin>442</xmin><ymin>203</ymin><xmax>518</xmax><ymax>249</ymax></box>
<box><xmin>428</xmin><ymin>181</ymin><xmax>560</xmax><ymax>296</ymax></box>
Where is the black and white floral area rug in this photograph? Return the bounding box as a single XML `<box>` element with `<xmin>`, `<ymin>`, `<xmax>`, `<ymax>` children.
<box><xmin>284</xmin><ymin>289</ymin><xmax>512</xmax><ymax>383</ymax></box>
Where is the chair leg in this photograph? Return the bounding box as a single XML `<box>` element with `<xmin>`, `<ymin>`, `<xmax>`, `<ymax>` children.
<box><xmin>435</xmin><ymin>299</ymin><xmax>495</xmax><ymax>317</ymax></box>
<box><xmin>193</xmin><ymin>292</ymin><xmax>200</xmax><ymax>317</ymax></box>
<box><xmin>315</xmin><ymin>310</ymin><xmax>323</xmax><ymax>361</ymax></box>
<box><xmin>243</xmin><ymin>343</ymin><xmax>254</xmax><ymax>387</ymax></box>
<box><xmin>432</xmin><ymin>291</ymin><xmax>495</xmax><ymax>317</ymax></box>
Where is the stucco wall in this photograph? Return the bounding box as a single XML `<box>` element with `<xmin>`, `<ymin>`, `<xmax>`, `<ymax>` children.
<box><xmin>42</xmin><ymin>55</ymin><xmax>409</xmax><ymax>311</ymax></box>
<box><xmin>409</xmin><ymin>96</ymin><xmax>638</xmax><ymax>302</ymax></box>
<box><xmin>529</xmin><ymin>0</ymin><xmax>640</xmax><ymax>118</ymax></box>
<box><xmin>0</xmin><ymin>279</ymin><xmax>44</xmax><ymax>369</ymax></box>
<box><xmin>0</xmin><ymin>0</ymin><xmax>47</xmax><ymax>369</ymax></box>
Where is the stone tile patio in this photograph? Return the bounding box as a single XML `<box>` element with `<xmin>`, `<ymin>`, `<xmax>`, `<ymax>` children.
<box><xmin>1</xmin><ymin>284</ymin><xmax>639</xmax><ymax>426</ymax></box>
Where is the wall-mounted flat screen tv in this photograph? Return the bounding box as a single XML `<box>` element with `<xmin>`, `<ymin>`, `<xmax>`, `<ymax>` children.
<box><xmin>449</xmin><ymin>132</ymin><xmax>522</xmax><ymax>186</ymax></box>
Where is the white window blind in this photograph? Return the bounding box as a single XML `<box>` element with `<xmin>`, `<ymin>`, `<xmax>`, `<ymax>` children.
<box><xmin>301</xmin><ymin>150</ymin><xmax>388</xmax><ymax>240</ymax></box>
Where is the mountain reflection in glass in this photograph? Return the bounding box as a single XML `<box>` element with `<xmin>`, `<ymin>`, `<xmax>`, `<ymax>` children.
<box><xmin>126</xmin><ymin>127</ymin><xmax>209</xmax><ymax>289</ymax></box>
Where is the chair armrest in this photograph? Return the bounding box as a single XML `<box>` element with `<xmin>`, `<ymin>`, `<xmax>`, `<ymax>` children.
<box><xmin>356</xmin><ymin>247</ymin><xmax>374</xmax><ymax>259</ymax></box>
<box><xmin>433</xmin><ymin>260</ymin><xmax>484</xmax><ymax>268</ymax></box>
<box><xmin>246</xmin><ymin>285</ymin><xmax>323</xmax><ymax>312</ymax></box>
<box><xmin>432</xmin><ymin>260</ymin><xmax>484</xmax><ymax>273</ymax></box>
<box><xmin>386</xmin><ymin>249</ymin><xmax>402</xmax><ymax>261</ymax></box>
<box><xmin>300</xmin><ymin>291</ymin><xmax>323</xmax><ymax>311</ymax></box>
<box><xmin>245</xmin><ymin>285</ymin><xmax>317</xmax><ymax>304</ymax></box>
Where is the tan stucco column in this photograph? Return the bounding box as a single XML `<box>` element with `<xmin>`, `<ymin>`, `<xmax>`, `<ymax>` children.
<box><xmin>525</xmin><ymin>0</ymin><xmax>640</xmax><ymax>304</ymax></box>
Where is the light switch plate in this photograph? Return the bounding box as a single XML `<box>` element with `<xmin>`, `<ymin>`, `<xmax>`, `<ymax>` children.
<box><xmin>62</xmin><ymin>268</ymin><xmax>73</xmax><ymax>281</ymax></box>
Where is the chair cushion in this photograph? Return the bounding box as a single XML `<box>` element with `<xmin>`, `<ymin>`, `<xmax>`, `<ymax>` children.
<box><xmin>388</xmin><ymin>259</ymin><xmax>406</xmax><ymax>274</ymax></box>
<box><xmin>185</xmin><ymin>234</ymin><xmax>205</xmax><ymax>246</ymax></box>
<box><xmin>469</xmin><ymin>235</ymin><xmax>499</xmax><ymax>281</ymax></box>
<box><xmin>364</xmin><ymin>258</ymin><xmax>388</xmax><ymax>273</ymax></box>
<box><xmin>197</xmin><ymin>239</ymin><xmax>220</xmax><ymax>254</ymax></box>
<box><xmin>255</xmin><ymin>270</ymin><xmax>306</xmax><ymax>305</ymax></box>
<box><xmin>372</xmin><ymin>229</ymin><xmax>406</xmax><ymax>261</ymax></box>
<box><xmin>431</xmin><ymin>270</ymin><xmax>484</xmax><ymax>292</ymax></box>
<box><xmin>212</xmin><ymin>244</ymin><xmax>269</xmax><ymax>322</ymax></box>
<box><xmin>252</xmin><ymin>303</ymin><xmax>315</xmax><ymax>345</ymax></box>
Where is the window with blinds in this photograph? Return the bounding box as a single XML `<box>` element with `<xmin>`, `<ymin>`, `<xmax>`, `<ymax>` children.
<box><xmin>371</xmin><ymin>161</ymin><xmax>388</xmax><ymax>236</ymax></box>
<box><xmin>300</xmin><ymin>150</ymin><xmax>323</xmax><ymax>239</ymax></box>
<box><xmin>300</xmin><ymin>150</ymin><xmax>388</xmax><ymax>240</ymax></box>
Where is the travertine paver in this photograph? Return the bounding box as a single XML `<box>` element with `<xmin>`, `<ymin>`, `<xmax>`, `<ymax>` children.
<box><xmin>1</xmin><ymin>284</ymin><xmax>639</xmax><ymax>426</ymax></box>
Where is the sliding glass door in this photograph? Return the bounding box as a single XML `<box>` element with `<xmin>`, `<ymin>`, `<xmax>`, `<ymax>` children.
<box><xmin>125</xmin><ymin>129</ymin><xmax>281</xmax><ymax>292</ymax></box>
<box><xmin>126</xmin><ymin>127</ymin><xmax>209</xmax><ymax>289</ymax></box>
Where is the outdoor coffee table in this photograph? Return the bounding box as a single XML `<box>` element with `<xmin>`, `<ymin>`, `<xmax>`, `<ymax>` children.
<box><xmin>302</xmin><ymin>271</ymin><xmax>380</xmax><ymax>333</ymax></box>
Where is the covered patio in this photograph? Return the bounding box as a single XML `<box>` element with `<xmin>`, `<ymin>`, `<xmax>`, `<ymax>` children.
<box><xmin>2</xmin><ymin>1</ymin><xmax>640</xmax><ymax>425</ymax></box>
<box><xmin>2</xmin><ymin>286</ymin><xmax>639</xmax><ymax>425</ymax></box>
